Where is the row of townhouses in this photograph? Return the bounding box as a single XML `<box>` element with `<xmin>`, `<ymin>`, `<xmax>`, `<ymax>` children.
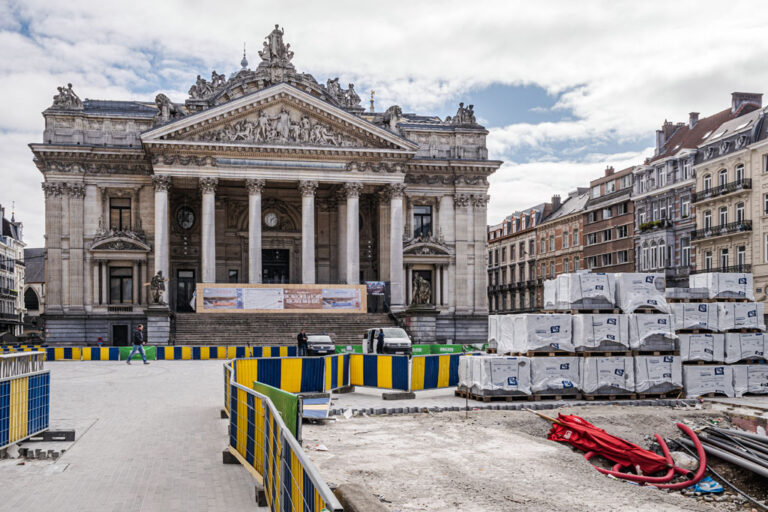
<box><xmin>488</xmin><ymin>92</ymin><xmax>768</xmax><ymax>313</ymax></box>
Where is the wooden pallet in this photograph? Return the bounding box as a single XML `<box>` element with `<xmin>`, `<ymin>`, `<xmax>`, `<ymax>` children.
<box><xmin>583</xmin><ymin>393</ymin><xmax>637</xmax><ymax>401</ymax></box>
<box><xmin>706</xmin><ymin>297</ymin><xmax>751</xmax><ymax>303</ymax></box>
<box><xmin>723</xmin><ymin>328</ymin><xmax>766</xmax><ymax>334</ymax></box>
<box><xmin>632</xmin><ymin>350</ymin><xmax>680</xmax><ymax>357</ymax></box>
<box><xmin>485</xmin><ymin>348</ymin><xmax>497</xmax><ymax>354</ymax></box>
<box><xmin>676</xmin><ymin>328</ymin><xmax>718</xmax><ymax>334</ymax></box>
<box><xmin>579</xmin><ymin>350</ymin><xmax>633</xmax><ymax>357</ymax></box>
<box><xmin>696</xmin><ymin>392</ymin><xmax>733</xmax><ymax>399</ymax></box>
<box><xmin>541</xmin><ymin>309</ymin><xmax>619</xmax><ymax>315</ymax></box>
<box><xmin>454</xmin><ymin>389</ymin><xmax>534</xmax><ymax>402</ymax></box>
<box><xmin>682</xmin><ymin>360</ymin><xmax>724</xmax><ymax>366</ymax></box>
<box><xmin>532</xmin><ymin>392</ymin><xmax>583</xmax><ymax>401</ymax></box>
<box><xmin>511</xmin><ymin>351</ymin><xmax>576</xmax><ymax>357</ymax></box>
<box><xmin>631</xmin><ymin>307</ymin><xmax>668</xmax><ymax>314</ymax></box>
<box><xmin>636</xmin><ymin>390</ymin><xmax>685</xmax><ymax>400</ymax></box>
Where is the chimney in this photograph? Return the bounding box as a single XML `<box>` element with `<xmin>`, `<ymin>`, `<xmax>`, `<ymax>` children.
<box><xmin>551</xmin><ymin>194</ymin><xmax>561</xmax><ymax>210</ymax></box>
<box><xmin>688</xmin><ymin>112</ymin><xmax>699</xmax><ymax>129</ymax></box>
<box><xmin>604</xmin><ymin>166</ymin><xmax>615</xmax><ymax>177</ymax></box>
<box><xmin>662</xmin><ymin>120</ymin><xmax>677</xmax><ymax>140</ymax></box>
<box><xmin>731</xmin><ymin>92</ymin><xmax>763</xmax><ymax>113</ymax></box>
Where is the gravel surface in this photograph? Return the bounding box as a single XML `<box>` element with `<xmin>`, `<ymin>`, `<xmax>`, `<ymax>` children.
<box><xmin>303</xmin><ymin>405</ymin><xmax>738</xmax><ymax>512</ymax></box>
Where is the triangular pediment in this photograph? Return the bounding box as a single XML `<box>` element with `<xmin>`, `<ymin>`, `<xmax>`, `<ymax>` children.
<box><xmin>141</xmin><ymin>83</ymin><xmax>417</xmax><ymax>153</ymax></box>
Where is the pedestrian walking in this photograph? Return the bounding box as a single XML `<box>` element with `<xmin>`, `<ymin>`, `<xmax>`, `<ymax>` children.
<box><xmin>297</xmin><ymin>329</ymin><xmax>308</xmax><ymax>357</ymax></box>
<box><xmin>126</xmin><ymin>324</ymin><xmax>149</xmax><ymax>365</ymax></box>
<box><xmin>376</xmin><ymin>328</ymin><xmax>385</xmax><ymax>354</ymax></box>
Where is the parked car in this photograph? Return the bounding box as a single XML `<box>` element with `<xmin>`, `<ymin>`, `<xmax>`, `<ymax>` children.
<box><xmin>306</xmin><ymin>334</ymin><xmax>335</xmax><ymax>356</ymax></box>
<box><xmin>362</xmin><ymin>327</ymin><xmax>412</xmax><ymax>356</ymax></box>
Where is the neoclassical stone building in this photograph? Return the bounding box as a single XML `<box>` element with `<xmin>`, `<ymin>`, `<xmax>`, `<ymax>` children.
<box><xmin>31</xmin><ymin>26</ymin><xmax>499</xmax><ymax>345</ymax></box>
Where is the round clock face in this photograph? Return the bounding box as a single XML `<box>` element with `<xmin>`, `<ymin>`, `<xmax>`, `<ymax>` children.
<box><xmin>176</xmin><ymin>206</ymin><xmax>195</xmax><ymax>230</ymax></box>
<box><xmin>264</xmin><ymin>212</ymin><xmax>279</xmax><ymax>228</ymax></box>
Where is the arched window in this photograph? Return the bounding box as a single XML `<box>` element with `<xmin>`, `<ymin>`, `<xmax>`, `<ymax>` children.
<box><xmin>735</xmin><ymin>164</ymin><xmax>745</xmax><ymax>183</ymax></box>
<box><xmin>718</xmin><ymin>169</ymin><xmax>728</xmax><ymax>187</ymax></box>
<box><xmin>704</xmin><ymin>210</ymin><xmax>712</xmax><ymax>229</ymax></box>
<box><xmin>703</xmin><ymin>174</ymin><xmax>712</xmax><ymax>191</ymax></box>
<box><xmin>719</xmin><ymin>206</ymin><xmax>728</xmax><ymax>225</ymax></box>
<box><xmin>24</xmin><ymin>288</ymin><xmax>40</xmax><ymax>310</ymax></box>
<box><xmin>736</xmin><ymin>202</ymin><xmax>745</xmax><ymax>223</ymax></box>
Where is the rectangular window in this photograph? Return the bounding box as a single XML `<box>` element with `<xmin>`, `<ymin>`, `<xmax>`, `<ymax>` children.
<box><xmin>564</xmin><ymin>259</ymin><xmax>569</xmax><ymax>273</ymax></box>
<box><xmin>549</xmin><ymin>261</ymin><xmax>555</xmax><ymax>278</ymax></box>
<box><xmin>720</xmin><ymin>248</ymin><xmax>729</xmax><ymax>269</ymax></box>
<box><xmin>622</xmin><ymin>175</ymin><xmax>632</xmax><ymax>189</ymax></box>
<box><xmin>540</xmin><ymin>263</ymin><xmax>546</xmax><ymax>279</ymax></box>
<box><xmin>682</xmin><ymin>160</ymin><xmax>691</xmax><ymax>180</ymax></box>
<box><xmin>602</xmin><ymin>229</ymin><xmax>612</xmax><ymax>242</ymax></box>
<box><xmin>704</xmin><ymin>211</ymin><xmax>712</xmax><ymax>230</ymax></box>
<box><xmin>494</xmin><ymin>249</ymin><xmax>499</xmax><ymax>265</ymax></box>
<box><xmin>573</xmin><ymin>228</ymin><xmax>579</xmax><ymax>246</ymax></box>
<box><xmin>109</xmin><ymin>197</ymin><xmax>131</xmax><ymax>231</ymax></box>
<box><xmin>602</xmin><ymin>207</ymin><xmax>613</xmax><ymax>219</ymax></box>
<box><xmin>562</xmin><ymin>231</ymin><xmax>569</xmax><ymax>249</ymax></box>
<box><xmin>681</xmin><ymin>238</ymin><xmax>691</xmax><ymax>266</ymax></box>
<box><xmin>587</xmin><ymin>233</ymin><xmax>597</xmax><ymax>245</ymax></box>
<box><xmin>719</xmin><ymin>207</ymin><xmax>728</xmax><ymax>226</ymax></box>
<box><xmin>540</xmin><ymin>239</ymin><xmax>546</xmax><ymax>253</ymax></box>
<box><xmin>413</xmin><ymin>205</ymin><xmax>433</xmax><ymax>237</ymax></box>
<box><xmin>549</xmin><ymin>235</ymin><xmax>555</xmax><ymax>251</ymax></box>
<box><xmin>501</xmin><ymin>247</ymin><xmax>506</xmax><ymax>262</ymax></box>
<box><xmin>737</xmin><ymin>246</ymin><xmax>746</xmax><ymax>268</ymax></box>
<box><xmin>616</xmin><ymin>202</ymin><xmax>628</xmax><ymax>215</ymax></box>
<box><xmin>591</xmin><ymin>186</ymin><xmax>601</xmax><ymax>198</ymax></box>
<box><xmin>681</xmin><ymin>197</ymin><xmax>690</xmax><ymax>218</ymax></box>
<box><xmin>764</xmin><ymin>194</ymin><xmax>768</xmax><ymax>215</ymax></box>
<box><xmin>638</xmin><ymin>209</ymin><xmax>646</xmax><ymax>225</ymax></box>
<box><xmin>765</xmin><ymin>235</ymin><xmax>768</xmax><ymax>263</ymax></box>
<box><xmin>602</xmin><ymin>253</ymin><xmax>613</xmax><ymax>266</ymax></box>
<box><xmin>587</xmin><ymin>211</ymin><xmax>597</xmax><ymax>223</ymax></box>
<box><xmin>605</xmin><ymin>181</ymin><xmax>615</xmax><ymax>194</ymax></box>
<box><xmin>574</xmin><ymin>257</ymin><xmax>579</xmax><ymax>271</ymax></box>
<box><xmin>705</xmin><ymin>251</ymin><xmax>712</xmax><ymax>270</ymax></box>
<box><xmin>587</xmin><ymin>256</ymin><xmax>597</xmax><ymax>269</ymax></box>
<box><xmin>642</xmin><ymin>246</ymin><xmax>649</xmax><ymax>270</ymax></box>
<box><xmin>617</xmin><ymin>250</ymin><xmax>628</xmax><ymax>264</ymax></box>
<box><xmin>109</xmin><ymin>266</ymin><xmax>133</xmax><ymax>304</ymax></box>
<box><xmin>616</xmin><ymin>225</ymin><xmax>628</xmax><ymax>238</ymax></box>
<box><xmin>763</xmin><ymin>154</ymin><xmax>768</xmax><ymax>173</ymax></box>
<box><xmin>529</xmin><ymin>240</ymin><xmax>535</xmax><ymax>256</ymax></box>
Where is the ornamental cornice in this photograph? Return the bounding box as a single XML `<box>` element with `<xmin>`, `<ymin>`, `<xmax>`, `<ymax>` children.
<box><xmin>404</xmin><ymin>173</ymin><xmax>489</xmax><ymax>186</ymax></box>
<box><xmin>346</xmin><ymin>161</ymin><xmax>405</xmax><ymax>174</ymax></box>
<box><xmin>151</xmin><ymin>154</ymin><xmax>217</xmax><ymax>167</ymax></box>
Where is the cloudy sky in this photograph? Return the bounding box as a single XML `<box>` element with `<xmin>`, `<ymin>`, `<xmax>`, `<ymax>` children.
<box><xmin>3</xmin><ymin>0</ymin><xmax>768</xmax><ymax>246</ymax></box>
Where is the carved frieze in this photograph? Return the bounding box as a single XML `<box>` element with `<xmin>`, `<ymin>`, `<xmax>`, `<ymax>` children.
<box><xmin>151</xmin><ymin>154</ymin><xmax>217</xmax><ymax>167</ymax></box>
<box><xmin>346</xmin><ymin>161</ymin><xmax>404</xmax><ymax>173</ymax></box>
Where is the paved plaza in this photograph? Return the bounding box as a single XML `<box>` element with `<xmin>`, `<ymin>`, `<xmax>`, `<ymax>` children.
<box><xmin>0</xmin><ymin>361</ymin><xmax>258</xmax><ymax>512</ymax></box>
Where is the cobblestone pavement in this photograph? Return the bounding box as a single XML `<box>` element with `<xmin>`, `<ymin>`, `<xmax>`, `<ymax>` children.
<box><xmin>0</xmin><ymin>361</ymin><xmax>258</xmax><ymax>512</ymax></box>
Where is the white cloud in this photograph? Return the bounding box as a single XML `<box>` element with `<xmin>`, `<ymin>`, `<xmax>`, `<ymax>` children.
<box><xmin>3</xmin><ymin>0</ymin><xmax>768</xmax><ymax>246</ymax></box>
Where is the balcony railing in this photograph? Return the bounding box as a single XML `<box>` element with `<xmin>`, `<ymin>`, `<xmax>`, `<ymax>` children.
<box><xmin>107</xmin><ymin>305</ymin><xmax>134</xmax><ymax>313</ymax></box>
<box><xmin>0</xmin><ymin>312</ymin><xmax>21</xmax><ymax>322</ymax></box>
<box><xmin>692</xmin><ymin>220</ymin><xmax>752</xmax><ymax>240</ymax></box>
<box><xmin>692</xmin><ymin>178</ymin><xmax>751</xmax><ymax>203</ymax></box>
<box><xmin>0</xmin><ymin>287</ymin><xmax>18</xmax><ymax>297</ymax></box>
<box><xmin>638</xmin><ymin>219</ymin><xmax>672</xmax><ymax>232</ymax></box>
<box><xmin>690</xmin><ymin>264</ymin><xmax>751</xmax><ymax>275</ymax></box>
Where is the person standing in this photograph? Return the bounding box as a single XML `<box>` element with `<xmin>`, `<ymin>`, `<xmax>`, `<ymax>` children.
<box><xmin>297</xmin><ymin>329</ymin><xmax>308</xmax><ymax>357</ymax></box>
<box><xmin>126</xmin><ymin>324</ymin><xmax>149</xmax><ymax>365</ymax></box>
<box><xmin>376</xmin><ymin>328</ymin><xmax>385</xmax><ymax>354</ymax></box>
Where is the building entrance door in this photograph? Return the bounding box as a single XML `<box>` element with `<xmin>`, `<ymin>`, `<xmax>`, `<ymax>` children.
<box><xmin>112</xmin><ymin>324</ymin><xmax>129</xmax><ymax>346</ymax></box>
<box><xmin>176</xmin><ymin>269</ymin><xmax>196</xmax><ymax>313</ymax></box>
<box><xmin>262</xmin><ymin>249</ymin><xmax>290</xmax><ymax>284</ymax></box>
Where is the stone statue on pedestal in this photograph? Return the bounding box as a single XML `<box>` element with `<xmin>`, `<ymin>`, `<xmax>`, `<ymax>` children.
<box><xmin>412</xmin><ymin>274</ymin><xmax>432</xmax><ymax>305</ymax></box>
<box><xmin>149</xmin><ymin>271</ymin><xmax>168</xmax><ymax>305</ymax></box>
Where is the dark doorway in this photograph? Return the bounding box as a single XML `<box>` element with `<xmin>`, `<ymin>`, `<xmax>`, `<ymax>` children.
<box><xmin>112</xmin><ymin>324</ymin><xmax>129</xmax><ymax>346</ymax></box>
<box><xmin>177</xmin><ymin>269</ymin><xmax>196</xmax><ymax>312</ymax></box>
<box><xmin>262</xmin><ymin>249</ymin><xmax>290</xmax><ymax>283</ymax></box>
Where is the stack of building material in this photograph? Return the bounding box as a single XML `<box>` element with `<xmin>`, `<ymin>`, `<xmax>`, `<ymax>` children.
<box><xmin>580</xmin><ymin>356</ymin><xmax>635</xmax><ymax>396</ymax></box>
<box><xmin>634</xmin><ymin>355</ymin><xmax>683</xmax><ymax>395</ymax></box>
<box><xmin>542</xmin><ymin>272</ymin><xmax>615</xmax><ymax>311</ymax></box>
<box><xmin>615</xmin><ymin>273</ymin><xmax>669</xmax><ymax>314</ymax></box>
<box><xmin>628</xmin><ymin>314</ymin><xmax>677</xmax><ymax>352</ymax></box>
<box><xmin>678</xmin><ymin>333</ymin><xmax>725</xmax><ymax>363</ymax></box>
<box><xmin>724</xmin><ymin>333</ymin><xmax>766</xmax><ymax>363</ymax></box>
<box><xmin>733</xmin><ymin>365</ymin><xmax>768</xmax><ymax>397</ymax></box>
<box><xmin>572</xmin><ymin>314</ymin><xmax>630</xmax><ymax>352</ymax></box>
<box><xmin>457</xmin><ymin>355</ymin><xmax>532</xmax><ymax>398</ymax></box>
<box><xmin>717</xmin><ymin>302</ymin><xmax>766</xmax><ymax>331</ymax></box>
<box><xmin>495</xmin><ymin>315</ymin><xmax>516</xmax><ymax>354</ymax></box>
<box><xmin>530</xmin><ymin>357</ymin><xmax>581</xmax><ymax>397</ymax></box>
<box><xmin>487</xmin><ymin>315</ymin><xmax>499</xmax><ymax>351</ymax></box>
<box><xmin>671</xmin><ymin>302</ymin><xmax>719</xmax><ymax>331</ymax></box>
<box><xmin>689</xmin><ymin>272</ymin><xmax>754</xmax><ymax>300</ymax></box>
<box><xmin>510</xmin><ymin>314</ymin><xmax>574</xmax><ymax>353</ymax></box>
<box><xmin>683</xmin><ymin>365</ymin><xmax>736</xmax><ymax>398</ymax></box>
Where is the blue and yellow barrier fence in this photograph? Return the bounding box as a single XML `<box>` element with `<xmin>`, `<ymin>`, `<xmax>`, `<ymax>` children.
<box><xmin>45</xmin><ymin>347</ymin><xmax>82</xmax><ymax>361</ymax></box>
<box><xmin>410</xmin><ymin>353</ymin><xmax>461</xmax><ymax>391</ymax></box>
<box><xmin>349</xmin><ymin>354</ymin><xmax>409</xmax><ymax>391</ymax></box>
<box><xmin>324</xmin><ymin>354</ymin><xmax>349</xmax><ymax>392</ymax></box>
<box><xmin>226</xmin><ymin>360</ymin><xmax>342</xmax><ymax>512</ymax></box>
<box><xmin>41</xmin><ymin>345</ymin><xmax>296</xmax><ymax>361</ymax></box>
<box><xmin>0</xmin><ymin>352</ymin><xmax>50</xmax><ymax>450</ymax></box>
<box><xmin>81</xmin><ymin>347</ymin><xmax>120</xmax><ymax>361</ymax></box>
<box><xmin>233</xmin><ymin>356</ymin><xmax>327</xmax><ymax>394</ymax></box>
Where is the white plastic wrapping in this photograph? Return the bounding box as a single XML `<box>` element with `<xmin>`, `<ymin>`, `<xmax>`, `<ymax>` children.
<box><xmin>615</xmin><ymin>273</ymin><xmax>669</xmax><ymax>313</ymax></box>
<box><xmin>512</xmin><ymin>314</ymin><xmax>574</xmax><ymax>352</ymax></box>
<box><xmin>461</xmin><ymin>356</ymin><xmax>532</xmax><ymax>395</ymax></box>
<box><xmin>488</xmin><ymin>315</ymin><xmax>499</xmax><ymax>349</ymax></box>
<box><xmin>679</xmin><ymin>333</ymin><xmax>725</xmax><ymax>362</ymax></box>
<box><xmin>724</xmin><ymin>333</ymin><xmax>766</xmax><ymax>363</ymax></box>
<box><xmin>554</xmin><ymin>273</ymin><xmax>616</xmax><ymax>309</ymax></box>
<box><xmin>628</xmin><ymin>314</ymin><xmax>677</xmax><ymax>351</ymax></box>
<box><xmin>683</xmin><ymin>365</ymin><xmax>735</xmax><ymax>398</ymax></box>
<box><xmin>689</xmin><ymin>273</ymin><xmax>755</xmax><ymax>300</ymax></box>
<box><xmin>530</xmin><ymin>357</ymin><xmax>580</xmax><ymax>393</ymax></box>
<box><xmin>634</xmin><ymin>355</ymin><xmax>683</xmax><ymax>393</ymax></box>
<box><xmin>732</xmin><ymin>365</ymin><xmax>768</xmax><ymax>396</ymax></box>
<box><xmin>572</xmin><ymin>314</ymin><xmax>630</xmax><ymax>351</ymax></box>
<box><xmin>717</xmin><ymin>302</ymin><xmax>766</xmax><ymax>331</ymax></box>
<box><xmin>543</xmin><ymin>280</ymin><xmax>557</xmax><ymax>310</ymax></box>
<box><xmin>496</xmin><ymin>315</ymin><xmax>517</xmax><ymax>354</ymax></box>
<box><xmin>580</xmin><ymin>356</ymin><xmax>635</xmax><ymax>394</ymax></box>
<box><xmin>671</xmin><ymin>302</ymin><xmax>719</xmax><ymax>332</ymax></box>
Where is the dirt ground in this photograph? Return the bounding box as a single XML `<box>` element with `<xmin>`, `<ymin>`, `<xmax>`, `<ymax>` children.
<box><xmin>303</xmin><ymin>405</ymin><xmax>748</xmax><ymax>512</ymax></box>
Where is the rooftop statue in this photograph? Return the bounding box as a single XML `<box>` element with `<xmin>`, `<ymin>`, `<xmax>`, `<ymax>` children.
<box><xmin>51</xmin><ymin>83</ymin><xmax>83</xmax><ymax>110</ymax></box>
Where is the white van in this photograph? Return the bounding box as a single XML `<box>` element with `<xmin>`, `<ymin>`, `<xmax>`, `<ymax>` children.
<box><xmin>363</xmin><ymin>327</ymin><xmax>412</xmax><ymax>356</ymax></box>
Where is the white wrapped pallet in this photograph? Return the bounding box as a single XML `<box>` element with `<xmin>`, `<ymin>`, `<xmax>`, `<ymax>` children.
<box><xmin>717</xmin><ymin>302</ymin><xmax>766</xmax><ymax>331</ymax></box>
<box><xmin>628</xmin><ymin>314</ymin><xmax>677</xmax><ymax>352</ymax></box>
<box><xmin>580</xmin><ymin>356</ymin><xmax>635</xmax><ymax>395</ymax></box>
<box><xmin>543</xmin><ymin>279</ymin><xmax>557</xmax><ymax>310</ymax></box>
<box><xmin>634</xmin><ymin>355</ymin><xmax>683</xmax><ymax>394</ymax></box>
<box><xmin>572</xmin><ymin>314</ymin><xmax>630</xmax><ymax>351</ymax></box>
<box><xmin>689</xmin><ymin>273</ymin><xmax>755</xmax><ymax>300</ymax></box>
<box><xmin>724</xmin><ymin>333</ymin><xmax>766</xmax><ymax>363</ymax></box>
<box><xmin>512</xmin><ymin>314</ymin><xmax>574</xmax><ymax>352</ymax></box>
<box><xmin>679</xmin><ymin>333</ymin><xmax>725</xmax><ymax>362</ymax></box>
<box><xmin>496</xmin><ymin>315</ymin><xmax>516</xmax><ymax>354</ymax></box>
<box><xmin>458</xmin><ymin>355</ymin><xmax>472</xmax><ymax>389</ymax></box>
<box><xmin>554</xmin><ymin>272</ymin><xmax>615</xmax><ymax>310</ymax></box>
<box><xmin>467</xmin><ymin>356</ymin><xmax>532</xmax><ymax>395</ymax></box>
<box><xmin>683</xmin><ymin>365</ymin><xmax>735</xmax><ymax>398</ymax></box>
<box><xmin>530</xmin><ymin>357</ymin><xmax>580</xmax><ymax>394</ymax></box>
<box><xmin>615</xmin><ymin>273</ymin><xmax>669</xmax><ymax>313</ymax></box>
<box><xmin>733</xmin><ymin>365</ymin><xmax>768</xmax><ymax>396</ymax></box>
<box><xmin>487</xmin><ymin>315</ymin><xmax>499</xmax><ymax>349</ymax></box>
<box><xmin>671</xmin><ymin>302</ymin><xmax>719</xmax><ymax>332</ymax></box>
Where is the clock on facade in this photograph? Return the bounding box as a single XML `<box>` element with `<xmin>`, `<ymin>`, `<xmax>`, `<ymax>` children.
<box><xmin>176</xmin><ymin>206</ymin><xmax>195</xmax><ymax>230</ymax></box>
<box><xmin>264</xmin><ymin>212</ymin><xmax>279</xmax><ymax>228</ymax></box>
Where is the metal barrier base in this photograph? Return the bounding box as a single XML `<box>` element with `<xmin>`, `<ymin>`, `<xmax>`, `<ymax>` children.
<box><xmin>332</xmin><ymin>385</ymin><xmax>355</xmax><ymax>394</ymax></box>
<box><xmin>382</xmin><ymin>391</ymin><xmax>415</xmax><ymax>400</ymax></box>
<box><xmin>220</xmin><ymin>409</ymin><xmax>229</xmax><ymax>419</ymax></box>
<box><xmin>255</xmin><ymin>484</ymin><xmax>267</xmax><ymax>507</ymax></box>
<box><xmin>27</xmin><ymin>430</ymin><xmax>75</xmax><ymax>442</ymax></box>
<box><xmin>222</xmin><ymin>449</ymin><xmax>238</xmax><ymax>464</ymax></box>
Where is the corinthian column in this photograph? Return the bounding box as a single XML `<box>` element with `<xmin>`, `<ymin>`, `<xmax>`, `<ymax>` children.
<box><xmin>42</xmin><ymin>183</ymin><xmax>64</xmax><ymax>311</ymax></box>
<box><xmin>200</xmin><ymin>177</ymin><xmax>218</xmax><ymax>283</ymax></box>
<box><xmin>336</xmin><ymin>188</ymin><xmax>347</xmax><ymax>283</ymax></box>
<box><xmin>388</xmin><ymin>183</ymin><xmax>406</xmax><ymax>309</ymax></box>
<box><xmin>345</xmin><ymin>182</ymin><xmax>364</xmax><ymax>285</ymax></box>
<box><xmin>67</xmin><ymin>183</ymin><xmax>86</xmax><ymax>309</ymax></box>
<box><xmin>299</xmin><ymin>180</ymin><xmax>318</xmax><ymax>284</ymax></box>
<box><xmin>246</xmin><ymin>179</ymin><xmax>266</xmax><ymax>283</ymax></box>
<box><xmin>152</xmin><ymin>175</ymin><xmax>171</xmax><ymax>303</ymax></box>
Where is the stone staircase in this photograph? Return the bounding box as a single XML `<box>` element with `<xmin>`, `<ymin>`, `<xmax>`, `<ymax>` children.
<box><xmin>172</xmin><ymin>312</ymin><xmax>397</xmax><ymax>346</ymax></box>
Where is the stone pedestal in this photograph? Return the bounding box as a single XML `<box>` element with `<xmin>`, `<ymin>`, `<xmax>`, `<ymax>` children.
<box><xmin>400</xmin><ymin>306</ymin><xmax>439</xmax><ymax>343</ymax></box>
<box><xmin>146</xmin><ymin>305</ymin><xmax>171</xmax><ymax>345</ymax></box>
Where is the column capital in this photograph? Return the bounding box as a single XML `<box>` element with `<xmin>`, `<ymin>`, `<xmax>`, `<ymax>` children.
<box><xmin>42</xmin><ymin>182</ymin><xmax>64</xmax><ymax>197</ymax></box>
<box><xmin>343</xmin><ymin>182</ymin><xmax>364</xmax><ymax>199</ymax></box>
<box><xmin>471</xmin><ymin>194</ymin><xmax>490</xmax><ymax>208</ymax></box>
<box><xmin>66</xmin><ymin>182</ymin><xmax>86</xmax><ymax>198</ymax></box>
<box><xmin>381</xmin><ymin>183</ymin><xmax>406</xmax><ymax>200</ymax></box>
<box><xmin>152</xmin><ymin>175</ymin><xmax>172</xmax><ymax>192</ymax></box>
<box><xmin>246</xmin><ymin>178</ymin><xmax>266</xmax><ymax>195</ymax></box>
<box><xmin>199</xmin><ymin>177</ymin><xmax>218</xmax><ymax>194</ymax></box>
<box><xmin>453</xmin><ymin>193</ymin><xmax>471</xmax><ymax>208</ymax></box>
<box><xmin>298</xmin><ymin>180</ymin><xmax>318</xmax><ymax>197</ymax></box>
